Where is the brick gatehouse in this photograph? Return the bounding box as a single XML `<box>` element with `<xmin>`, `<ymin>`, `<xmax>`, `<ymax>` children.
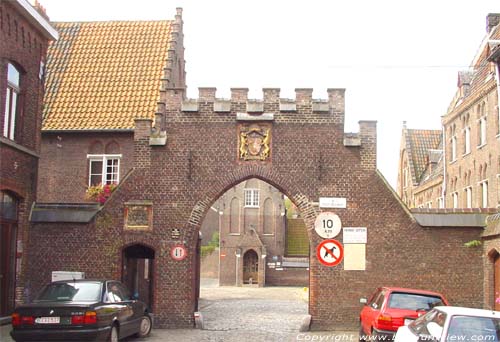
<box><xmin>24</xmin><ymin>8</ymin><xmax>492</xmax><ymax>330</ymax></box>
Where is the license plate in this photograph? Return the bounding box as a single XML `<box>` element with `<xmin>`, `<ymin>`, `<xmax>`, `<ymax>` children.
<box><xmin>404</xmin><ymin>318</ymin><xmax>414</xmax><ymax>325</ymax></box>
<box><xmin>35</xmin><ymin>317</ymin><xmax>60</xmax><ymax>324</ymax></box>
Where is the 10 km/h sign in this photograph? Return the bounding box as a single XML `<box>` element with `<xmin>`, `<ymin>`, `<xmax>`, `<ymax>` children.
<box><xmin>316</xmin><ymin>239</ymin><xmax>344</xmax><ymax>267</ymax></box>
<box><xmin>314</xmin><ymin>212</ymin><xmax>342</xmax><ymax>238</ymax></box>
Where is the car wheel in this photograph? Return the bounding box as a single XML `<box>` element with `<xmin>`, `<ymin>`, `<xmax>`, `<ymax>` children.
<box><xmin>136</xmin><ymin>314</ymin><xmax>152</xmax><ymax>338</ymax></box>
<box><xmin>359</xmin><ymin>325</ymin><xmax>366</xmax><ymax>342</ymax></box>
<box><xmin>108</xmin><ymin>325</ymin><xmax>119</xmax><ymax>342</ymax></box>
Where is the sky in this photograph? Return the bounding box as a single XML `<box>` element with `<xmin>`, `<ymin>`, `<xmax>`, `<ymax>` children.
<box><xmin>39</xmin><ymin>0</ymin><xmax>500</xmax><ymax>189</ymax></box>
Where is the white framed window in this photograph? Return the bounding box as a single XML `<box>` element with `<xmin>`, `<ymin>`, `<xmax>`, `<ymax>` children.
<box><xmin>87</xmin><ymin>154</ymin><xmax>121</xmax><ymax>186</ymax></box>
<box><xmin>425</xmin><ymin>201</ymin><xmax>432</xmax><ymax>208</ymax></box>
<box><xmin>464</xmin><ymin>126</ymin><xmax>470</xmax><ymax>154</ymax></box>
<box><xmin>464</xmin><ymin>186</ymin><xmax>472</xmax><ymax>208</ymax></box>
<box><xmin>244</xmin><ymin>189</ymin><xmax>259</xmax><ymax>208</ymax></box>
<box><xmin>451</xmin><ymin>136</ymin><xmax>457</xmax><ymax>161</ymax></box>
<box><xmin>452</xmin><ymin>192</ymin><xmax>458</xmax><ymax>209</ymax></box>
<box><xmin>479</xmin><ymin>117</ymin><xmax>487</xmax><ymax>147</ymax></box>
<box><xmin>3</xmin><ymin>63</ymin><xmax>20</xmax><ymax>140</ymax></box>
<box><xmin>479</xmin><ymin>180</ymin><xmax>488</xmax><ymax>208</ymax></box>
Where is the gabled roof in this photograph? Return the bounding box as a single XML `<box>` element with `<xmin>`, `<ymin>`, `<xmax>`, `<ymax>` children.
<box><xmin>8</xmin><ymin>0</ymin><xmax>58</xmax><ymax>40</ymax></box>
<box><xmin>42</xmin><ymin>20</ymin><xmax>173</xmax><ymax>131</ymax></box>
<box><xmin>447</xmin><ymin>19</ymin><xmax>500</xmax><ymax>116</ymax></box>
<box><xmin>403</xmin><ymin>129</ymin><xmax>442</xmax><ymax>184</ymax></box>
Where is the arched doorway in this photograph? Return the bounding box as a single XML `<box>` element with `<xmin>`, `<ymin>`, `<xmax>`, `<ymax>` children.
<box><xmin>122</xmin><ymin>244</ymin><xmax>155</xmax><ymax>310</ymax></box>
<box><xmin>243</xmin><ymin>249</ymin><xmax>259</xmax><ymax>285</ymax></box>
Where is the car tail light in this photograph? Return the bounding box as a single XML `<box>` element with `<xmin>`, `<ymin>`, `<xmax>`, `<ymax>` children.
<box><xmin>84</xmin><ymin>311</ymin><xmax>97</xmax><ymax>324</ymax></box>
<box><xmin>11</xmin><ymin>313</ymin><xmax>21</xmax><ymax>327</ymax></box>
<box><xmin>376</xmin><ymin>314</ymin><xmax>393</xmax><ymax>330</ymax></box>
<box><xmin>12</xmin><ymin>313</ymin><xmax>35</xmax><ymax>326</ymax></box>
<box><xmin>21</xmin><ymin>316</ymin><xmax>35</xmax><ymax>325</ymax></box>
<box><xmin>72</xmin><ymin>311</ymin><xmax>97</xmax><ymax>325</ymax></box>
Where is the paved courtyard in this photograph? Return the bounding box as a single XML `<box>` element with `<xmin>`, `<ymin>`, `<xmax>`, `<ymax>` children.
<box><xmin>1</xmin><ymin>279</ymin><xmax>358</xmax><ymax>341</ymax></box>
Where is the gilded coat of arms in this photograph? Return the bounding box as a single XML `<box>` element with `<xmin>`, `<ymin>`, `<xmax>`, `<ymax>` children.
<box><xmin>239</xmin><ymin>125</ymin><xmax>271</xmax><ymax>161</ymax></box>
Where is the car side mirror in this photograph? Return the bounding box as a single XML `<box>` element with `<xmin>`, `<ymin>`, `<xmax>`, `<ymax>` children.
<box><xmin>359</xmin><ymin>297</ymin><xmax>368</xmax><ymax>304</ymax></box>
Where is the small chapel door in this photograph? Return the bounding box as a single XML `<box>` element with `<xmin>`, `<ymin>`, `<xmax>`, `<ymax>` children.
<box><xmin>243</xmin><ymin>249</ymin><xmax>258</xmax><ymax>285</ymax></box>
<box><xmin>495</xmin><ymin>255</ymin><xmax>500</xmax><ymax>311</ymax></box>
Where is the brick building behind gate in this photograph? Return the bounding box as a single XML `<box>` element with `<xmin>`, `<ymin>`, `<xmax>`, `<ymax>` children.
<box><xmin>20</xmin><ymin>7</ymin><xmax>498</xmax><ymax>330</ymax></box>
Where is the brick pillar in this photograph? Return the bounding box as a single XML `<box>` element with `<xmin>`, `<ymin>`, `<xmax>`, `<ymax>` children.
<box><xmin>263</xmin><ymin>88</ymin><xmax>280</xmax><ymax>113</ymax></box>
<box><xmin>328</xmin><ymin>88</ymin><xmax>345</xmax><ymax>126</ymax></box>
<box><xmin>295</xmin><ymin>88</ymin><xmax>313</xmax><ymax>114</ymax></box>
<box><xmin>231</xmin><ymin>88</ymin><xmax>248</xmax><ymax>113</ymax></box>
<box><xmin>359</xmin><ymin>120</ymin><xmax>377</xmax><ymax>170</ymax></box>
<box><xmin>198</xmin><ymin>87</ymin><xmax>216</xmax><ymax>114</ymax></box>
<box><xmin>134</xmin><ymin>119</ymin><xmax>153</xmax><ymax>169</ymax></box>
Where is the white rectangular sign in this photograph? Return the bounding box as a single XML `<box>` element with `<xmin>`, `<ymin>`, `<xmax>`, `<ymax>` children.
<box><xmin>319</xmin><ymin>197</ymin><xmax>347</xmax><ymax>209</ymax></box>
<box><xmin>343</xmin><ymin>227</ymin><xmax>367</xmax><ymax>244</ymax></box>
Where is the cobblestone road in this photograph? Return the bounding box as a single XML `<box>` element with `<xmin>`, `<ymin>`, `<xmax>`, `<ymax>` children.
<box><xmin>1</xmin><ymin>279</ymin><xmax>358</xmax><ymax>341</ymax></box>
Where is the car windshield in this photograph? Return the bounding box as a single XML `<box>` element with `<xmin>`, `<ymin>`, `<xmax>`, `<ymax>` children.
<box><xmin>388</xmin><ymin>292</ymin><xmax>444</xmax><ymax>311</ymax></box>
<box><xmin>409</xmin><ymin>309</ymin><xmax>446</xmax><ymax>335</ymax></box>
<box><xmin>447</xmin><ymin>316</ymin><xmax>500</xmax><ymax>341</ymax></box>
<box><xmin>35</xmin><ymin>282</ymin><xmax>102</xmax><ymax>302</ymax></box>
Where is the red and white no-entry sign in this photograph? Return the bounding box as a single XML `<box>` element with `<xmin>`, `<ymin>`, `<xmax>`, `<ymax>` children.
<box><xmin>170</xmin><ymin>245</ymin><xmax>187</xmax><ymax>261</ymax></box>
<box><xmin>316</xmin><ymin>239</ymin><xmax>344</xmax><ymax>267</ymax></box>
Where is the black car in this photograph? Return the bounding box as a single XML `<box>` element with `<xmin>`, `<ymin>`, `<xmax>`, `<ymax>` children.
<box><xmin>10</xmin><ymin>279</ymin><xmax>152</xmax><ymax>341</ymax></box>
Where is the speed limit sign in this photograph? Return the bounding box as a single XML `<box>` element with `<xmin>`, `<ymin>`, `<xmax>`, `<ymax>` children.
<box><xmin>314</xmin><ymin>212</ymin><xmax>342</xmax><ymax>238</ymax></box>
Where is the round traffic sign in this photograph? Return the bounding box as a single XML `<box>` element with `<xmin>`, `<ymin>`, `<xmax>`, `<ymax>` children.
<box><xmin>314</xmin><ymin>212</ymin><xmax>342</xmax><ymax>238</ymax></box>
<box><xmin>316</xmin><ymin>239</ymin><xmax>344</xmax><ymax>267</ymax></box>
<box><xmin>171</xmin><ymin>245</ymin><xmax>187</xmax><ymax>261</ymax></box>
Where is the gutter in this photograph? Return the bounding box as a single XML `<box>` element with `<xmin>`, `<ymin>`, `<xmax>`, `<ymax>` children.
<box><xmin>42</xmin><ymin>129</ymin><xmax>134</xmax><ymax>134</ymax></box>
<box><xmin>441</xmin><ymin>125</ymin><xmax>446</xmax><ymax>208</ymax></box>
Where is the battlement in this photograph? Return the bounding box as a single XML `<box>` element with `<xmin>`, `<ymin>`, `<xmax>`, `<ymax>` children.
<box><xmin>176</xmin><ymin>88</ymin><xmax>345</xmax><ymax>116</ymax></box>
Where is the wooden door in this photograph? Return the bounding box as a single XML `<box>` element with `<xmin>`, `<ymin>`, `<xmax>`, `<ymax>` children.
<box><xmin>495</xmin><ymin>255</ymin><xmax>500</xmax><ymax>311</ymax></box>
<box><xmin>243</xmin><ymin>250</ymin><xmax>258</xmax><ymax>284</ymax></box>
<box><xmin>0</xmin><ymin>223</ymin><xmax>15</xmax><ymax>316</ymax></box>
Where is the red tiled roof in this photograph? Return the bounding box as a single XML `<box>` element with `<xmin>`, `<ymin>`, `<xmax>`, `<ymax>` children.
<box><xmin>43</xmin><ymin>20</ymin><xmax>173</xmax><ymax>130</ymax></box>
<box><xmin>405</xmin><ymin>129</ymin><xmax>441</xmax><ymax>184</ymax></box>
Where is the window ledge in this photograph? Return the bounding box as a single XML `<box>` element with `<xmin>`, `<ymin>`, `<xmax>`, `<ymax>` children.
<box><xmin>477</xmin><ymin>143</ymin><xmax>487</xmax><ymax>150</ymax></box>
<box><xmin>244</xmin><ymin>206</ymin><xmax>260</xmax><ymax>209</ymax></box>
<box><xmin>262</xmin><ymin>234</ymin><xmax>275</xmax><ymax>236</ymax></box>
<box><xmin>449</xmin><ymin>159</ymin><xmax>457</xmax><ymax>165</ymax></box>
<box><xmin>462</xmin><ymin>152</ymin><xmax>471</xmax><ymax>158</ymax></box>
<box><xmin>229</xmin><ymin>233</ymin><xmax>241</xmax><ymax>236</ymax></box>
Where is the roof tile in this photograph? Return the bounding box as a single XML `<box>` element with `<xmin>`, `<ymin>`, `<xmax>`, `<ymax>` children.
<box><xmin>43</xmin><ymin>20</ymin><xmax>173</xmax><ymax>130</ymax></box>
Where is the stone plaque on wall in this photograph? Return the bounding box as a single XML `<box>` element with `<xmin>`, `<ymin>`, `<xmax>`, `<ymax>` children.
<box><xmin>124</xmin><ymin>201</ymin><xmax>153</xmax><ymax>231</ymax></box>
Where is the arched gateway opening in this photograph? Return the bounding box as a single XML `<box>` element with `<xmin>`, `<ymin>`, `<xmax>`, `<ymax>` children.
<box><xmin>122</xmin><ymin>244</ymin><xmax>155</xmax><ymax>309</ymax></box>
<box><xmin>197</xmin><ymin>177</ymin><xmax>310</xmax><ymax>331</ymax></box>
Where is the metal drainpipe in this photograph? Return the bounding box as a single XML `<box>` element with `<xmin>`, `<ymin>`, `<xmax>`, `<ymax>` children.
<box><xmin>496</xmin><ymin>62</ymin><xmax>500</xmax><ymax>131</ymax></box>
<box><xmin>442</xmin><ymin>124</ymin><xmax>447</xmax><ymax>208</ymax></box>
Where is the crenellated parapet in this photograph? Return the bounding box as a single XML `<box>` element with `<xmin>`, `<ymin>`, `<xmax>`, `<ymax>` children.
<box><xmin>157</xmin><ymin>87</ymin><xmax>345</xmax><ymax>123</ymax></box>
<box><xmin>143</xmin><ymin>86</ymin><xmax>376</xmax><ymax>169</ymax></box>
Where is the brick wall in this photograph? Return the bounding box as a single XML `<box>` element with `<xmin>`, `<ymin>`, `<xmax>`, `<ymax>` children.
<box><xmin>0</xmin><ymin>1</ymin><xmax>51</xmax><ymax>313</ymax></box>
<box><xmin>37</xmin><ymin>132</ymin><xmax>134</xmax><ymax>202</ymax></box>
<box><xmin>27</xmin><ymin>87</ymin><xmax>487</xmax><ymax>330</ymax></box>
<box><xmin>443</xmin><ymin>87</ymin><xmax>499</xmax><ymax>209</ymax></box>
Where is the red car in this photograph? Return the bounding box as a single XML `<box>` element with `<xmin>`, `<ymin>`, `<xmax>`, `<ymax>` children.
<box><xmin>359</xmin><ymin>287</ymin><xmax>448</xmax><ymax>341</ymax></box>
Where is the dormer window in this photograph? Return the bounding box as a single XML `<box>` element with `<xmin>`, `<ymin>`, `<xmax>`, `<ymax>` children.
<box><xmin>3</xmin><ymin>63</ymin><xmax>20</xmax><ymax>140</ymax></box>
